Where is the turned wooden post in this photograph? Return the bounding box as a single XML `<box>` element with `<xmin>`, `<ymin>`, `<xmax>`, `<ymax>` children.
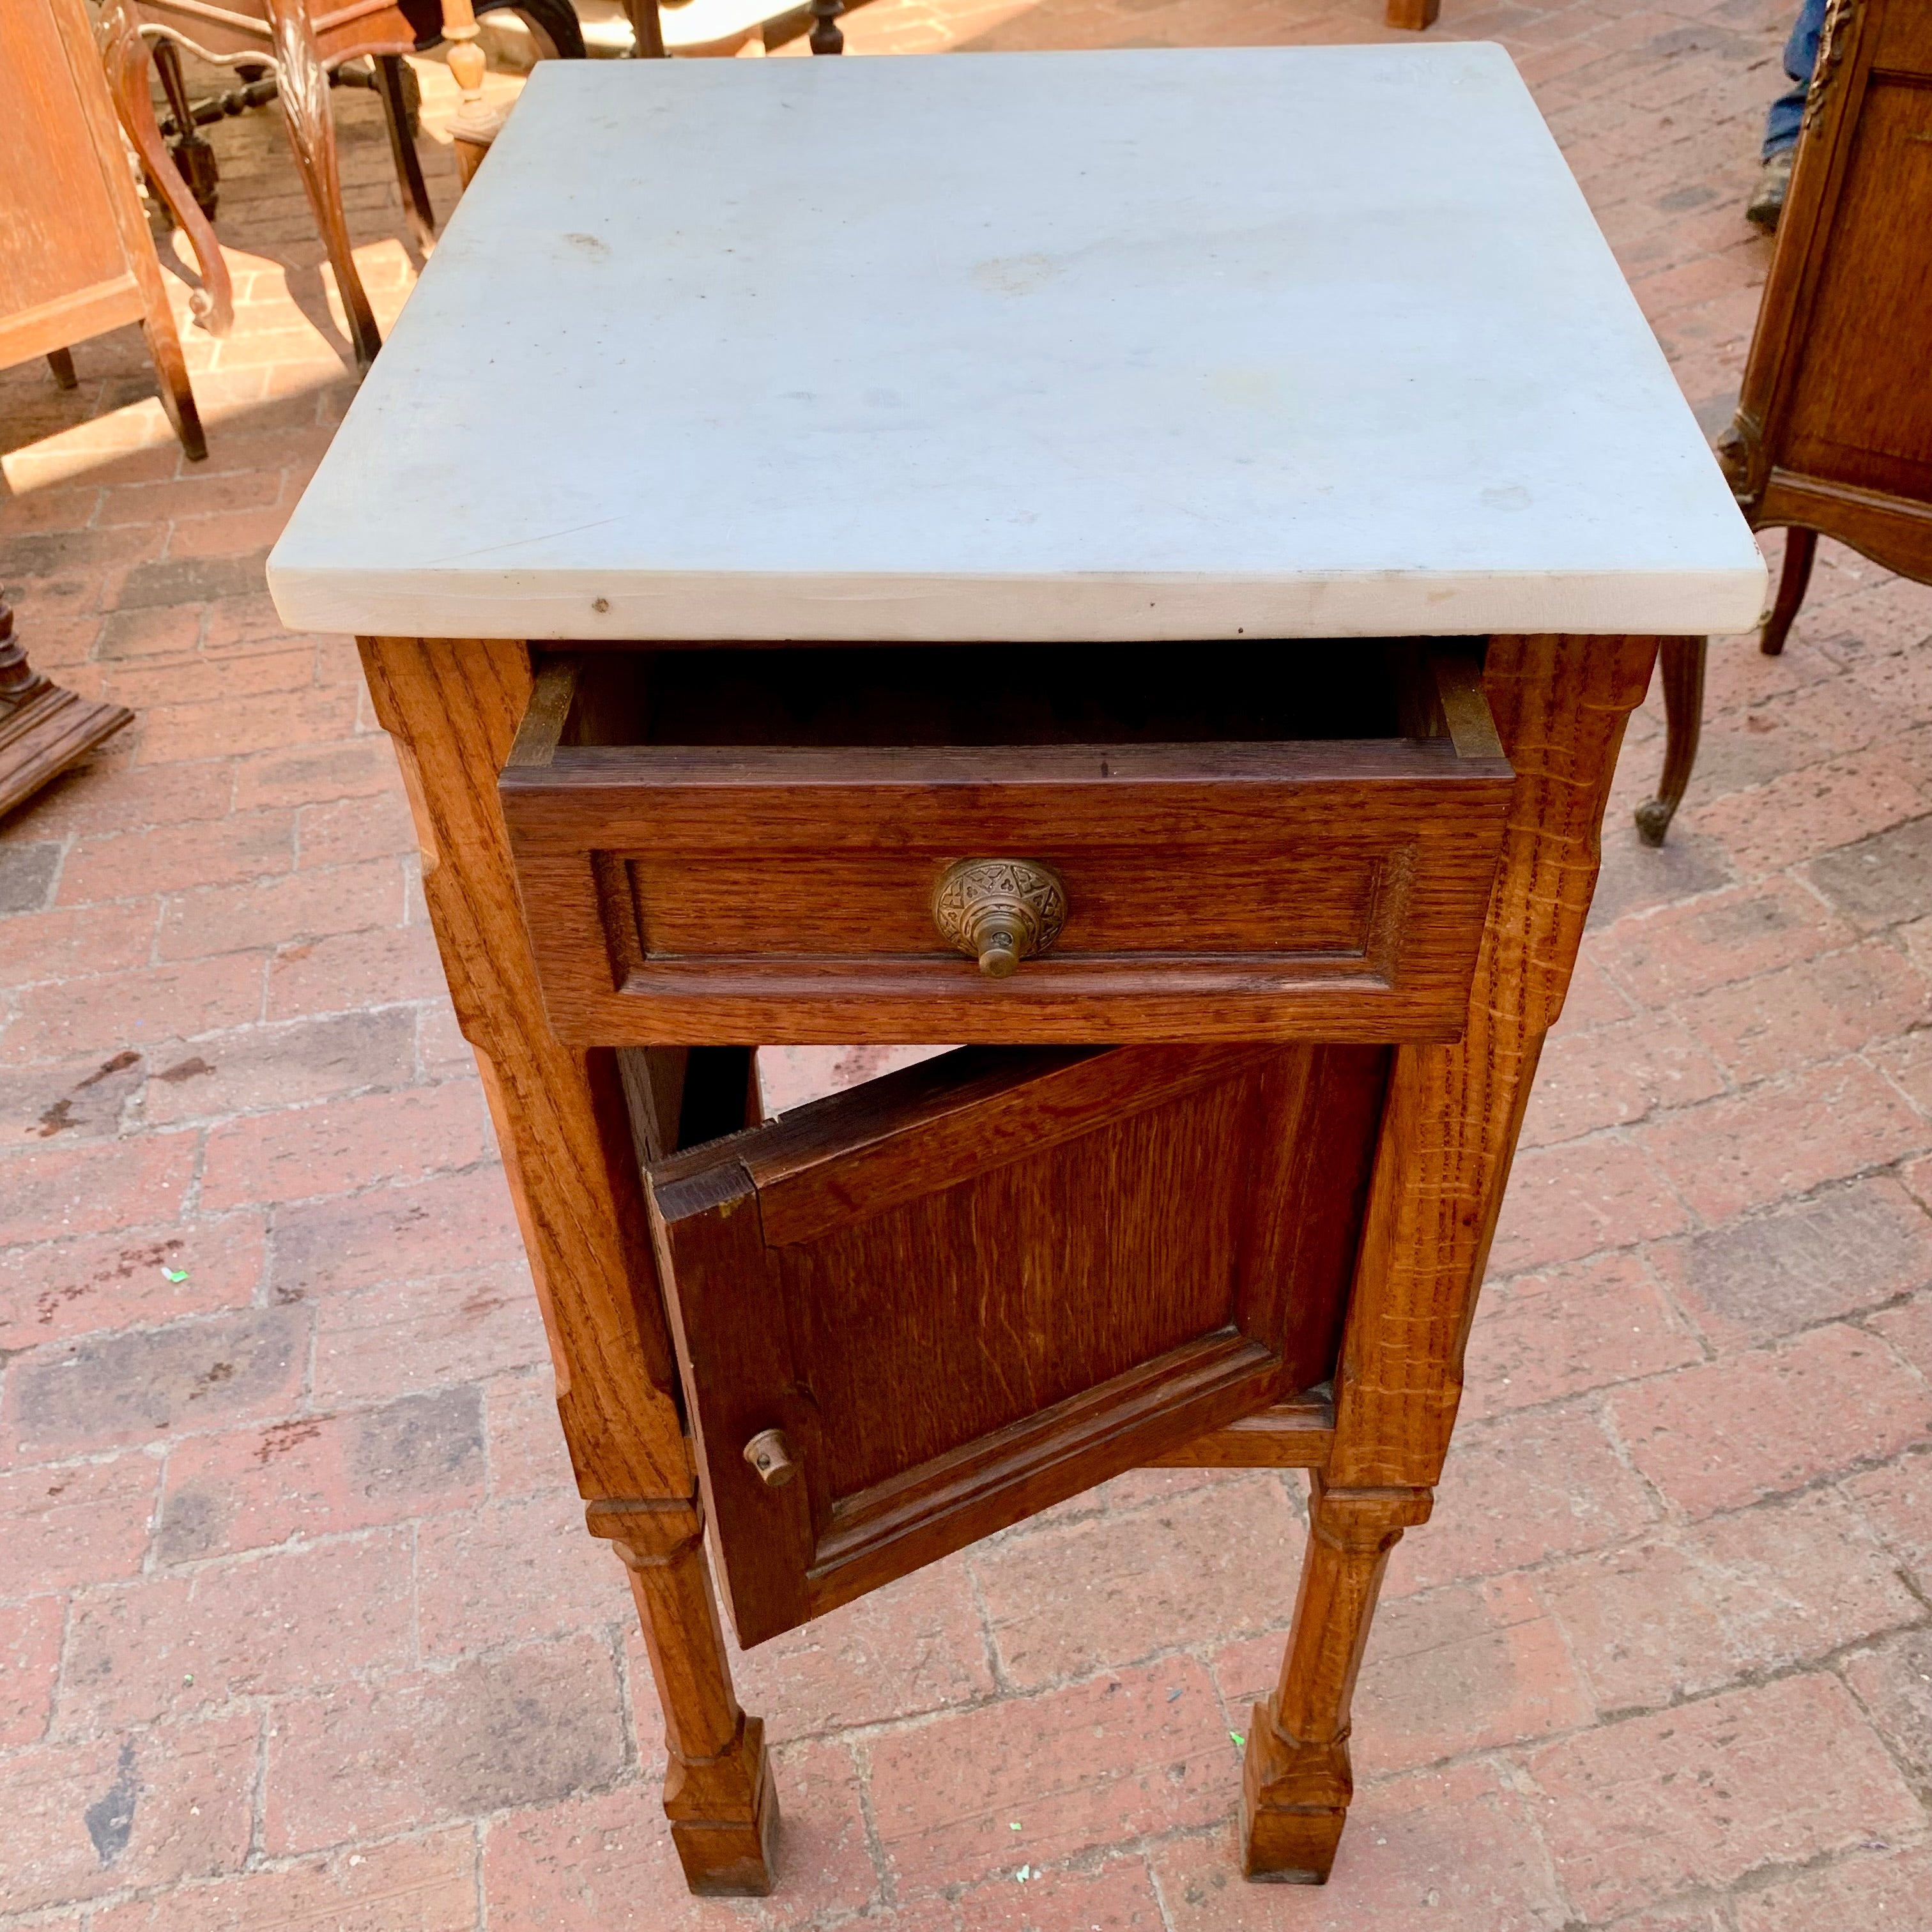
<box><xmin>0</xmin><ymin>602</ymin><xmax>53</xmax><ymax>712</ymax></box>
<box><xmin>440</xmin><ymin>0</ymin><xmax>504</xmax><ymax>187</ymax></box>
<box><xmin>0</xmin><ymin>599</ymin><xmax>137</xmax><ymax>818</ymax></box>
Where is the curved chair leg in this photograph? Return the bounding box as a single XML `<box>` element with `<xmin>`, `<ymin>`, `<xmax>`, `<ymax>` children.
<box><xmin>98</xmin><ymin>2</ymin><xmax>233</xmax><ymax>337</ymax></box>
<box><xmin>266</xmin><ymin>0</ymin><xmax>384</xmax><ymax>370</ymax></box>
<box><xmin>1761</xmin><ymin>526</ymin><xmax>1816</xmax><ymax>657</ymax></box>
<box><xmin>1634</xmin><ymin>636</ymin><xmax>1706</xmax><ymax>847</ymax></box>
<box><xmin>140</xmin><ymin>309</ymin><xmax>208</xmax><ymax>461</ymax></box>
<box><xmin>374</xmin><ymin>54</ymin><xmax>435</xmax><ymax>253</ymax></box>
<box><xmin>151</xmin><ymin>37</ymin><xmax>221</xmax><ymax>222</ymax></box>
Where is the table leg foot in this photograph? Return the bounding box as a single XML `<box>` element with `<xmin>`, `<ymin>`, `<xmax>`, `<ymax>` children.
<box><xmin>599</xmin><ymin>1499</ymin><xmax>781</xmax><ymax>1897</ymax></box>
<box><xmin>1241</xmin><ymin>1722</ymin><xmax>1349</xmax><ymax>1883</ymax></box>
<box><xmin>666</xmin><ymin>1712</ymin><xmax>781</xmax><ymax>1896</ymax></box>
<box><xmin>1239</xmin><ymin>1475</ymin><xmax>1430</xmax><ymax>1884</ymax></box>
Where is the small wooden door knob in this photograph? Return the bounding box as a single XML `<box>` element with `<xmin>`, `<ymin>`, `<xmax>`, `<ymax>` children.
<box><xmin>742</xmin><ymin>1428</ymin><xmax>798</xmax><ymax>1489</ymax></box>
<box><xmin>933</xmin><ymin>859</ymin><xmax>1068</xmax><ymax>978</ymax></box>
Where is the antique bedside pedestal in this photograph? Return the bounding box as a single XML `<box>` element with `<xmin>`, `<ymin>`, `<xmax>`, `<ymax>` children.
<box><xmin>268</xmin><ymin>47</ymin><xmax>1763</xmax><ymax>1899</ymax></box>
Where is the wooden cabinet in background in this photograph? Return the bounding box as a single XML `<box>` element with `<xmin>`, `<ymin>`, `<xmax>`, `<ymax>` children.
<box><xmin>1639</xmin><ymin>0</ymin><xmax>1932</xmax><ymax>844</ymax></box>
<box><xmin>0</xmin><ymin>0</ymin><xmax>206</xmax><ymax>458</ymax></box>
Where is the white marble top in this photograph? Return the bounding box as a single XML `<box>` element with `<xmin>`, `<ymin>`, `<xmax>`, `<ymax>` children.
<box><xmin>268</xmin><ymin>46</ymin><xmax>1766</xmax><ymax>642</ymax></box>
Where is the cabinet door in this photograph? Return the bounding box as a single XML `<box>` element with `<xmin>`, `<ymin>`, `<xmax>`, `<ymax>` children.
<box><xmin>1779</xmin><ymin>74</ymin><xmax>1932</xmax><ymax>501</ymax></box>
<box><xmin>643</xmin><ymin>1042</ymin><xmax>1385</xmax><ymax>1646</ymax></box>
<box><xmin>0</xmin><ymin>0</ymin><xmax>137</xmax><ymax>348</ymax></box>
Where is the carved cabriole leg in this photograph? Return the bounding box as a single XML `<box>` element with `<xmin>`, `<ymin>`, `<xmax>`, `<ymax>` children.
<box><xmin>1761</xmin><ymin>526</ymin><xmax>1816</xmax><ymax>657</ymax></box>
<box><xmin>358</xmin><ymin>638</ymin><xmax>775</xmax><ymax>1892</ymax></box>
<box><xmin>591</xmin><ymin>1499</ymin><xmax>780</xmax><ymax>1895</ymax></box>
<box><xmin>264</xmin><ymin>0</ymin><xmax>383</xmax><ymax>368</ymax></box>
<box><xmin>1242</xmin><ymin>634</ymin><xmax>1659</xmax><ymax>1882</ymax></box>
<box><xmin>1634</xmin><ymin>635</ymin><xmax>1706</xmax><ymax>847</ymax></box>
<box><xmin>98</xmin><ymin>1</ymin><xmax>234</xmax><ymax>338</ymax></box>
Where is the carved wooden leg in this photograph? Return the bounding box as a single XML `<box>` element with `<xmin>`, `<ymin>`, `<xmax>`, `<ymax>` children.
<box><xmin>265</xmin><ymin>0</ymin><xmax>383</xmax><ymax>369</ymax></box>
<box><xmin>46</xmin><ymin>349</ymin><xmax>77</xmax><ymax>389</ymax></box>
<box><xmin>98</xmin><ymin>2</ymin><xmax>233</xmax><ymax>337</ymax></box>
<box><xmin>1262</xmin><ymin>638</ymin><xmax>1657</xmax><ymax>1881</ymax></box>
<box><xmin>360</xmin><ymin>638</ymin><xmax>777</xmax><ymax>1897</ymax></box>
<box><xmin>1634</xmin><ymin>635</ymin><xmax>1706</xmax><ymax>847</ymax></box>
<box><xmin>1243</xmin><ymin>1475</ymin><xmax>1431</xmax><ymax>1881</ymax></box>
<box><xmin>1384</xmin><ymin>0</ymin><xmax>1440</xmax><ymax>26</ymax></box>
<box><xmin>374</xmin><ymin>54</ymin><xmax>435</xmax><ymax>252</ymax></box>
<box><xmin>1761</xmin><ymin>526</ymin><xmax>1816</xmax><ymax>657</ymax></box>
<box><xmin>591</xmin><ymin>1499</ymin><xmax>779</xmax><ymax>1894</ymax></box>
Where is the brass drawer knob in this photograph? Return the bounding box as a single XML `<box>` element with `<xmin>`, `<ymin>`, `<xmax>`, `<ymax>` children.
<box><xmin>933</xmin><ymin>859</ymin><xmax>1068</xmax><ymax>978</ymax></box>
<box><xmin>743</xmin><ymin>1428</ymin><xmax>798</xmax><ymax>1489</ymax></box>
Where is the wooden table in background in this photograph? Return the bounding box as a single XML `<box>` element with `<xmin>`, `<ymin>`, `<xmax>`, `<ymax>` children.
<box><xmin>267</xmin><ymin>48</ymin><xmax>1763</xmax><ymax>1902</ymax></box>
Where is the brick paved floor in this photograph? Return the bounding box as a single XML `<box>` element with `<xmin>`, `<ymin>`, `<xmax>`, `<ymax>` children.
<box><xmin>3</xmin><ymin>5</ymin><xmax>1931</xmax><ymax>1929</ymax></box>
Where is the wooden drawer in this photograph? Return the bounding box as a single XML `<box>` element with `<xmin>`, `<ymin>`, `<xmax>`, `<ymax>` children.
<box><xmin>499</xmin><ymin>641</ymin><xmax>1514</xmax><ymax>1045</ymax></box>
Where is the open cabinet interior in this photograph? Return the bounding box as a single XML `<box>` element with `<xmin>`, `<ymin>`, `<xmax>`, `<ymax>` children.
<box><xmin>549</xmin><ymin>635</ymin><xmax>1466</xmax><ymax>750</ymax></box>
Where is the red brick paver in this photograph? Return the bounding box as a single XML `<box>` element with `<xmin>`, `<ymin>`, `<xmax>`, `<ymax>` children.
<box><xmin>3</xmin><ymin>4</ymin><xmax>1931</xmax><ymax>1928</ymax></box>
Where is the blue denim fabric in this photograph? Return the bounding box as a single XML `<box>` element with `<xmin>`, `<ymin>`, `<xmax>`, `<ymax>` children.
<box><xmin>1763</xmin><ymin>0</ymin><xmax>1830</xmax><ymax>158</ymax></box>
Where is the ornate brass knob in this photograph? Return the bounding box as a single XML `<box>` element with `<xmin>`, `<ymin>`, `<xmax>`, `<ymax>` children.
<box><xmin>933</xmin><ymin>859</ymin><xmax>1068</xmax><ymax>978</ymax></box>
<box><xmin>742</xmin><ymin>1428</ymin><xmax>797</xmax><ymax>1489</ymax></box>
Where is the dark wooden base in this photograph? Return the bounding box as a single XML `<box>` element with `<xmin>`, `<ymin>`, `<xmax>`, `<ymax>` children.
<box><xmin>0</xmin><ymin>671</ymin><xmax>134</xmax><ymax>820</ymax></box>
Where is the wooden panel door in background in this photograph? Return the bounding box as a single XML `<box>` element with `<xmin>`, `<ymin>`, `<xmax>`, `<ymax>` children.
<box><xmin>1780</xmin><ymin>71</ymin><xmax>1932</xmax><ymax>502</ymax></box>
<box><xmin>643</xmin><ymin>1042</ymin><xmax>1388</xmax><ymax>1646</ymax></box>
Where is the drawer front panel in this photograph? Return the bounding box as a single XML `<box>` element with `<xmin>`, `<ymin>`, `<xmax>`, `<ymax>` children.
<box><xmin>625</xmin><ymin>844</ymin><xmax>1385</xmax><ymax>958</ymax></box>
<box><xmin>504</xmin><ymin>746</ymin><xmax>1511</xmax><ymax>1044</ymax></box>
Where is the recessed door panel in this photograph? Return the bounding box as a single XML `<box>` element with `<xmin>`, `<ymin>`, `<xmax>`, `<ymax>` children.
<box><xmin>641</xmin><ymin>1042</ymin><xmax>1386</xmax><ymax>1646</ymax></box>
